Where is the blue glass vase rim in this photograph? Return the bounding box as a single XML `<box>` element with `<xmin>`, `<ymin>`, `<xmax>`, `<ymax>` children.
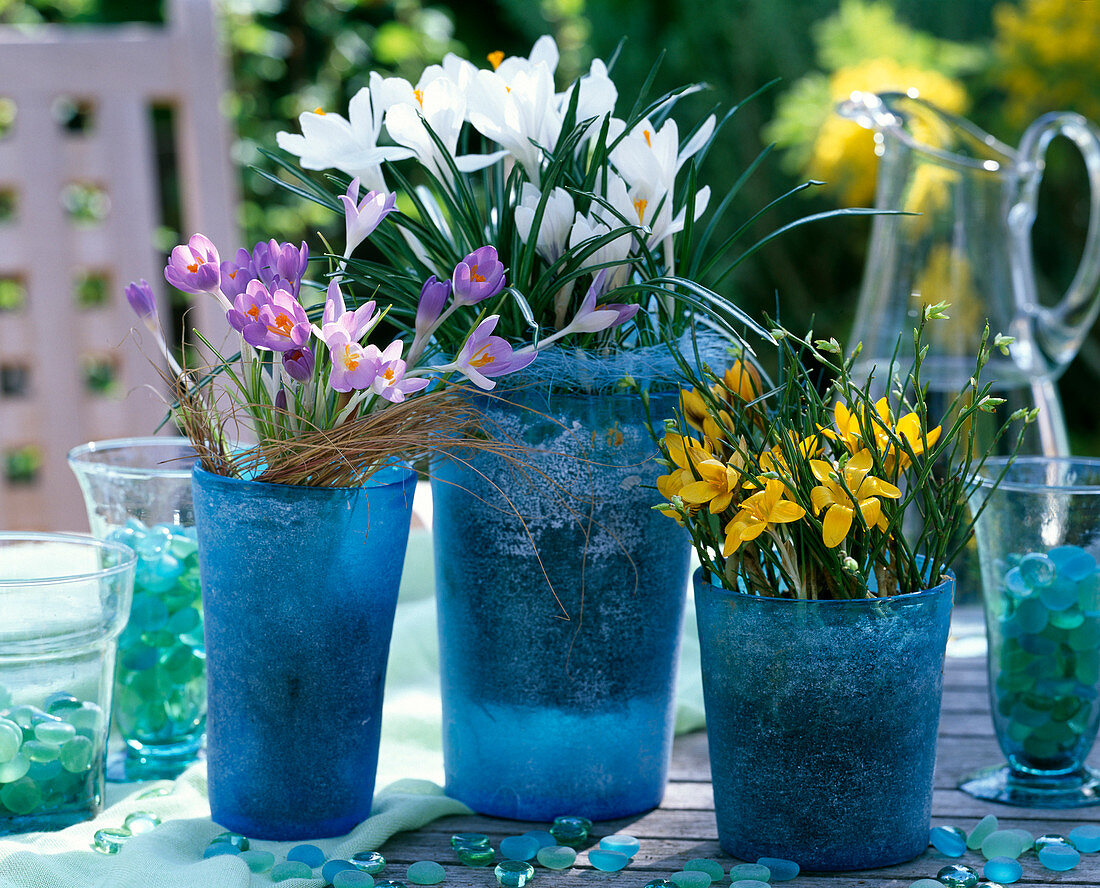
<box><xmin>693</xmin><ymin>564</ymin><xmax>954</xmax><ymax>608</ymax></box>
<box><xmin>0</xmin><ymin>531</ymin><xmax>136</xmax><ymax>587</ymax></box>
<box><xmin>192</xmin><ymin>461</ymin><xmax>417</xmax><ymax>493</ymax></box>
<box><xmin>68</xmin><ymin>436</ymin><xmax>198</xmax><ymax>479</ymax></box>
<box><xmin>976</xmin><ymin>455</ymin><xmax>1100</xmax><ymax>494</ymax></box>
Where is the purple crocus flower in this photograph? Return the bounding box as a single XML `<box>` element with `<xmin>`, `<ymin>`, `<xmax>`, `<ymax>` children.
<box><xmin>252</xmin><ymin>239</ymin><xmax>309</xmax><ymax>297</ymax></box>
<box><xmin>366</xmin><ymin>341</ymin><xmax>430</xmax><ymax>403</ymax></box>
<box><xmin>124</xmin><ymin>279</ymin><xmax>158</xmax><ymax>325</ymax></box>
<box><xmin>226</xmin><ymin>279</ymin><xmax>311</xmax><ymax>352</ymax></box>
<box><xmin>340</xmin><ymin>178</ymin><xmax>398</xmax><ymax>256</ymax></box>
<box><xmin>446</xmin><ymin>315</ymin><xmax>537</xmax><ymax>390</ymax></box>
<box><xmin>164</xmin><ymin>234</ymin><xmax>220</xmax><ymax>294</ymax></box>
<box><xmin>282</xmin><ymin>345</ymin><xmax>315</xmax><ymax>382</ymax></box>
<box><xmin>220</xmin><ymin>248</ymin><xmax>256</xmax><ymax>301</ymax></box>
<box><xmin>451</xmin><ymin>245</ymin><xmax>506</xmax><ymax>307</ymax></box>
<box><xmin>414</xmin><ymin>275</ymin><xmax>451</xmax><ymax>337</ymax></box>
<box><xmin>315</xmin><ymin>280</ymin><xmax>377</xmax><ymax>344</ymax></box>
<box><xmin>274</xmin><ymin>389</ymin><xmax>289</xmax><ymax>411</ymax></box>
<box><xmin>562</xmin><ymin>270</ymin><xmax>641</xmax><ymax>334</ymax></box>
<box><xmin>326</xmin><ymin>332</ymin><xmax>381</xmax><ymax>393</ymax></box>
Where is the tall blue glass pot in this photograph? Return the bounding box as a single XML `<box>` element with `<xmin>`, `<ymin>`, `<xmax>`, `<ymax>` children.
<box><xmin>433</xmin><ymin>386</ymin><xmax>691</xmax><ymax>821</ymax></box>
<box><xmin>694</xmin><ymin>567</ymin><xmax>954</xmax><ymax>871</ymax></box>
<box><xmin>191</xmin><ymin>465</ymin><xmax>416</xmax><ymax>839</ymax></box>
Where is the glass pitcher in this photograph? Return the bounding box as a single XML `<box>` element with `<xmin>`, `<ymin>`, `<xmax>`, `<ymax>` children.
<box><xmin>839</xmin><ymin>91</ymin><xmax>1100</xmax><ymax>456</ymax></box>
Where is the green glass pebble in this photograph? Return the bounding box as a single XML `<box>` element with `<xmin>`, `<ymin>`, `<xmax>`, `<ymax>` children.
<box><xmin>22</xmin><ymin>740</ymin><xmax>58</xmax><ymax>763</ymax></box>
<box><xmin>209</xmin><ymin>831</ymin><xmax>249</xmax><ymax>852</ymax></box>
<box><xmin>730</xmin><ymin>864</ymin><xmax>770</xmax><ymax>881</ymax></box>
<box><xmin>0</xmin><ymin>777</ymin><xmax>41</xmax><ymax>814</ymax></box>
<box><xmin>549</xmin><ymin>816</ymin><xmax>591</xmax><ymax>848</ymax></box>
<box><xmin>757</xmin><ymin>857</ymin><xmax>799</xmax><ymax>881</ymax></box>
<box><xmin>456</xmin><ymin>846</ymin><xmax>495</xmax><ymax>867</ymax></box>
<box><xmin>670</xmin><ymin>871</ymin><xmax>712</xmax><ymax>888</ymax></box>
<box><xmin>135</xmin><ymin>785</ymin><xmax>173</xmax><ymax>800</ymax></box>
<box><xmin>0</xmin><ymin>719</ymin><xmax>20</xmax><ymax>763</ymax></box>
<box><xmin>968</xmin><ymin>814</ymin><xmax>999</xmax><ymax>851</ymax></box>
<box><xmin>44</xmin><ymin>693</ymin><xmax>82</xmax><ymax>716</ymax></box>
<box><xmin>407</xmin><ymin>861</ymin><xmax>446</xmax><ymax>885</ymax></box>
<box><xmin>909</xmin><ymin>881</ymin><xmax>947</xmax><ymax>888</ymax></box>
<box><xmin>1003</xmin><ymin>829</ymin><xmax>1033</xmax><ymax>852</ymax></box>
<box><xmin>323</xmin><ymin>860</ymin><xmax>358</xmax><ymax>883</ymax></box>
<box><xmin>0</xmin><ymin>754</ymin><xmax>29</xmax><ymax>782</ymax></box>
<box><xmin>589</xmin><ymin>850</ymin><xmax>630</xmax><ymax>872</ymax></box>
<box><xmin>59</xmin><ymin>736</ymin><xmax>94</xmax><ymax>773</ymax></box>
<box><xmin>981</xmin><ymin>830</ymin><xmax>1028</xmax><ymax>860</ymax></box>
<box><xmin>451</xmin><ymin>833</ymin><xmax>491</xmax><ymax>851</ymax></box>
<box><xmin>271</xmin><ymin>861</ymin><xmax>313</xmax><ymax>881</ymax></box>
<box><xmin>203</xmin><ymin>843</ymin><xmax>240</xmax><ymax>859</ymax></box>
<box><xmin>523</xmin><ymin>831</ymin><xmax>556</xmax><ymax>849</ymax></box>
<box><xmin>34</xmin><ymin>719</ymin><xmax>76</xmax><ymax>746</ymax></box>
<box><xmin>729</xmin><ymin>881</ymin><xmax>769</xmax><ymax>888</ymax></box>
<box><xmin>684</xmin><ymin>858</ymin><xmax>724</xmax><ymax>880</ymax></box>
<box><xmin>599</xmin><ymin>835</ymin><xmax>639</xmax><ymax>857</ymax></box>
<box><xmin>1033</xmin><ymin>834</ymin><xmax>1068</xmax><ymax>852</ymax></box>
<box><xmin>287</xmin><ymin>844</ymin><xmax>326</xmax><ymax>868</ymax></box>
<box><xmin>239</xmin><ymin>850</ymin><xmax>275</xmax><ymax>873</ymax></box>
<box><xmin>500</xmin><ymin>835</ymin><xmax>540</xmax><ymax>861</ymax></box>
<box><xmin>1038</xmin><ymin>844</ymin><xmax>1081</xmax><ymax>871</ymax></box>
<box><xmin>536</xmin><ymin>846</ymin><xmax>576</xmax><ymax>870</ymax></box>
<box><xmin>335</xmin><ymin>874</ymin><xmax>377</xmax><ymax>888</ymax></box>
<box><xmin>930</xmin><ymin>825</ymin><xmax>967</xmax><ymax>857</ymax></box>
<box><xmin>92</xmin><ymin>827</ymin><xmax>132</xmax><ymax>855</ymax></box>
<box><xmin>1069</xmin><ymin>824</ymin><xmax>1100</xmax><ymax>852</ymax></box>
<box><xmin>937</xmin><ymin>864</ymin><xmax>979</xmax><ymax>888</ymax></box>
<box><xmin>122</xmin><ymin>811</ymin><xmax>161</xmax><ymax>835</ymax></box>
<box><xmin>495</xmin><ymin>860</ymin><xmax>534</xmax><ymax>888</ymax></box>
<box><xmin>351</xmin><ymin>851</ymin><xmax>387</xmax><ymax>875</ymax></box>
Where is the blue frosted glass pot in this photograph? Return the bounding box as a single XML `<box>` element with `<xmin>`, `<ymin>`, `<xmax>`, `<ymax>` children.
<box><xmin>432</xmin><ymin>386</ymin><xmax>691</xmax><ymax>821</ymax></box>
<box><xmin>191</xmin><ymin>464</ymin><xmax>416</xmax><ymax>839</ymax></box>
<box><xmin>694</xmin><ymin>567</ymin><xmax>954</xmax><ymax>871</ymax></box>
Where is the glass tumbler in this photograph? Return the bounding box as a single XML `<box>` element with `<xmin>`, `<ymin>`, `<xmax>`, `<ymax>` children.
<box><xmin>0</xmin><ymin>533</ymin><xmax>134</xmax><ymax>833</ymax></box>
<box><xmin>68</xmin><ymin>437</ymin><xmax>205</xmax><ymax>780</ymax></box>
<box><xmin>961</xmin><ymin>456</ymin><xmax>1100</xmax><ymax>806</ymax></box>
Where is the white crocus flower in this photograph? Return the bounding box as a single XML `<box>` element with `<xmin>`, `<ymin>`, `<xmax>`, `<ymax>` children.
<box><xmin>419</xmin><ymin>52</ymin><xmax>480</xmax><ymax>92</ymax></box>
<box><xmin>275</xmin><ymin>72</ymin><xmax>414</xmax><ymax>193</ymax></box>
<box><xmin>559</xmin><ymin>58</ymin><xmax>618</xmax><ymax>139</ymax></box>
<box><xmin>568</xmin><ymin>207</ymin><xmax>633</xmax><ymax>292</ymax></box>
<box><xmin>382</xmin><ymin>75</ymin><xmax>506</xmax><ymax>182</ymax></box>
<box><xmin>494</xmin><ymin>33</ymin><xmax>560</xmax><ymax>80</ymax></box>
<box><xmin>467</xmin><ymin>63</ymin><xmax>562</xmax><ymax>183</ymax></box>
<box><xmin>514</xmin><ymin>183</ymin><xmax>574</xmax><ymax>265</ymax></box>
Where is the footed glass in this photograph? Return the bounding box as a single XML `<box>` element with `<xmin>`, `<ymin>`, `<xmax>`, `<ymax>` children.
<box><xmin>694</xmin><ymin>568</ymin><xmax>954</xmax><ymax>871</ymax></box>
<box><xmin>961</xmin><ymin>457</ymin><xmax>1100</xmax><ymax>806</ymax></box>
<box><xmin>192</xmin><ymin>464</ymin><xmax>416</xmax><ymax>839</ymax></box>
<box><xmin>68</xmin><ymin>437</ymin><xmax>205</xmax><ymax>780</ymax></box>
<box><xmin>0</xmin><ymin>533</ymin><xmax>135</xmax><ymax>833</ymax></box>
<box><xmin>432</xmin><ymin>387</ymin><xmax>691</xmax><ymax>821</ymax></box>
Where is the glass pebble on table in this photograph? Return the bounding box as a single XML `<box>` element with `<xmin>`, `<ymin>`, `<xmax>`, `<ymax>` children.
<box><xmin>407</xmin><ymin>860</ymin><xmax>446</xmax><ymax>884</ymax></box>
<box><xmin>122</xmin><ymin>811</ymin><xmax>160</xmax><ymax>834</ymax></box>
<box><xmin>287</xmin><ymin>843</ymin><xmax>326</xmax><ymax>868</ymax></box>
<box><xmin>730</xmin><ymin>863</ymin><xmax>770</xmax><ymax>881</ymax></box>
<box><xmin>239</xmin><ymin>849</ymin><xmax>275</xmax><ymax>873</ymax></box>
<box><xmin>643</xmin><ymin>881</ymin><xmax>672</xmax><ymax>888</ymax></box>
<box><xmin>271</xmin><ymin>860</ymin><xmax>313</xmax><ymax>881</ymax></box>
<box><xmin>336</xmin><ymin>873</ymin><xmax>378</xmax><ymax>888</ymax></box>
<box><xmin>451</xmin><ymin>833</ymin><xmax>490</xmax><ymax>851</ymax></box>
<box><xmin>1033</xmin><ymin>834</ymin><xmax>1071</xmax><ymax>852</ymax></box>
<box><xmin>930</xmin><ymin>825</ymin><xmax>967</xmax><ymax>857</ymax></box>
<box><xmin>729</xmin><ymin>880</ymin><xmax>769</xmax><ymax>888</ymax></box>
<box><xmin>968</xmin><ymin>815</ymin><xmax>999</xmax><ymax>851</ymax></box>
<box><xmin>910</xmin><ymin>880</ymin><xmax>947</xmax><ymax>888</ymax></box>
<box><xmin>92</xmin><ymin>827</ymin><xmax>132</xmax><ymax>855</ymax></box>
<box><xmin>670</xmin><ymin>870</ymin><xmax>712</xmax><ymax>888</ymax></box>
<box><xmin>980</xmin><ymin>830</ymin><xmax>1030</xmax><ymax>859</ymax></box>
<box><xmin>1038</xmin><ymin>843</ymin><xmax>1081</xmax><ymax>871</ymax></box>
<box><xmin>1069</xmin><ymin>823</ymin><xmax>1100</xmax><ymax>852</ymax></box>
<box><xmin>536</xmin><ymin>846</ymin><xmax>575</xmax><ymax>870</ymax></box>
<box><xmin>683</xmin><ymin>858</ymin><xmax>723</xmax><ymax>880</ymax></box>
<box><xmin>495</xmin><ymin>860</ymin><xmax>534</xmax><ymax>888</ymax></box>
<box><xmin>352</xmin><ymin>850</ymin><xmax>387</xmax><ymax>874</ymax></box>
<box><xmin>937</xmin><ymin>864</ymin><xmax>980</xmax><ymax>888</ymax></box>
<box><xmin>374</xmin><ymin>879</ymin><xmax>407</xmax><ymax>888</ymax></box>
<box><xmin>209</xmin><ymin>830</ymin><xmax>249</xmax><ymax>851</ymax></box>
<box><xmin>500</xmin><ymin>835</ymin><xmax>540</xmax><ymax>861</ymax></box>
<box><xmin>756</xmin><ymin>857</ymin><xmax>799</xmax><ymax>881</ymax></box>
<box><xmin>598</xmin><ymin>834</ymin><xmax>639</xmax><ymax>857</ymax></box>
<box><xmin>983</xmin><ymin>857</ymin><xmax>1021</xmax><ymax>884</ymax></box>
<box><xmin>456</xmin><ymin>845</ymin><xmax>495</xmax><ymax>867</ymax></box>
<box><xmin>588</xmin><ymin>850</ymin><xmax>630</xmax><ymax>872</ymax></box>
<box><xmin>549</xmin><ymin>815</ymin><xmax>591</xmax><ymax>848</ymax></box>
<box><xmin>523</xmin><ymin>830</ymin><xmax>556</xmax><ymax>849</ymax></box>
<box><xmin>323</xmin><ymin>859</ymin><xmax>358</xmax><ymax>883</ymax></box>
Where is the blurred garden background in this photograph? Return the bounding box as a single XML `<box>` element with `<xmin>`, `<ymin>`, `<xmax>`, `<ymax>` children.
<box><xmin>4</xmin><ymin>0</ymin><xmax>1099</xmax><ymax>448</ymax></box>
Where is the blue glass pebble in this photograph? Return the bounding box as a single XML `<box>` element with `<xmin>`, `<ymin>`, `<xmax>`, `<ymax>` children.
<box><xmin>1004</xmin><ymin>567</ymin><xmax>1030</xmax><ymax>598</ymax></box>
<box><xmin>598</xmin><ymin>834</ymin><xmax>639</xmax><ymax>857</ymax></box>
<box><xmin>588</xmin><ymin>850</ymin><xmax>630</xmax><ymax>872</ymax></box>
<box><xmin>272</xmin><ymin>860</ymin><xmax>314</xmax><ymax>881</ymax></box>
<box><xmin>239</xmin><ymin>850</ymin><xmax>275</xmax><ymax>873</ymax></box>
<box><xmin>1069</xmin><ymin>824</ymin><xmax>1100</xmax><ymax>852</ymax></box>
<box><xmin>670</xmin><ymin>871</ymin><xmax>712</xmax><ymax>888</ymax></box>
<box><xmin>335</xmin><ymin>874</ymin><xmax>377</xmax><ymax>888</ymax></box>
<box><xmin>523</xmin><ymin>831</ymin><xmax>556</xmax><ymax>849</ymax></box>
<box><xmin>937</xmin><ymin>864</ymin><xmax>980</xmax><ymax>888</ymax></box>
<box><xmin>643</xmin><ymin>881</ymin><xmax>672</xmax><ymax>888</ymax></box>
<box><xmin>202</xmin><ymin>843</ymin><xmax>240</xmax><ymax>858</ymax></box>
<box><xmin>756</xmin><ymin>857</ymin><xmax>799</xmax><ymax>881</ymax></box>
<box><xmin>729</xmin><ymin>881</ymin><xmax>769</xmax><ymax>888</ymax></box>
<box><xmin>1019</xmin><ymin>552</ymin><xmax>1056</xmax><ymax>587</ymax></box>
<box><xmin>500</xmin><ymin>836</ymin><xmax>540</xmax><ymax>861</ymax></box>
<box><xmin>535</xmin><ymin>846</ymin><xmax>575</xmax><ymax>870</ymax></box>
<box><xmin>683</xmin><ymin>858</ymin><xmax>724</xmax><ymax>880</ymax></box>
<box><xmin>930</xmin><ymin>825</ymin><xmax>968</xmax><ymax>857</ymax></box>
<box><xmin>209</xmin><ymin>831</ymin><xmax>249</xmax><ymax>851</ymax></box>
<box><xmin>984</xmin><ymin>857</ymin><xmax>1021</xmax><ymax>884</ymax></box>
<box><xmin>323</xmin><ymin>859</ymin><xmax>358</xmax><ymax>883</ymax></box>
<box><xmin>730</xmin><ymin>863</ymin><xmax>770</xmax><ymax>881</ymax></box>
<box><xmin>287</xmin><ymin>843</ymin><xmax>326</xmax><ymax>868</ymax></box>
<box><xmin>351</xmin><ymin>851</ymin><xmax>387</xmax><ymax>874</ymax></box>
<box><xmin>909</xmin><ymin>881</ymin><xmax>946</xmax><ymax>888</ymax></box>
<box><xmin>1038</xmin><ymin>843</ymin><xmax>1081</xmax><ymax>871</ymax></box>
<box><xmin>407</xmin><ymin>860</ymin><xmax>446</xmax><ymax>885</ymax></box>
<box><xmin>494</xmin><ymin>860</ymin><xmax>534</xmax><ymax>888</ymax></box>
<box><xmin>374</xmin><ymin>881</ymin><xmax>407</xmax><ymax>888</ymax></box>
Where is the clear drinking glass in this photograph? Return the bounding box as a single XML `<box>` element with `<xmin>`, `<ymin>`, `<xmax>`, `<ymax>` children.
<box><xmin>961</xmin><ymin>457</ymin><xmax>1100</xmax><ymax>806</ymax></box>
<box><xmin>0</xmin><ymin>533</ymin><xmax>134</xmax><ymax>833</ymax></box>
<box><xmin>68</xmin><ymin>437</ymin><xmax>205</xmax><ymax>780</ymax></box>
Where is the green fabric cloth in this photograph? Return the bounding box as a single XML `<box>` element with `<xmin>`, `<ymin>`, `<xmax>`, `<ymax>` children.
<box><xmin>0</xmin><ymin>527</ymin><xmax>706</xmax><ymax>887</ymax></box>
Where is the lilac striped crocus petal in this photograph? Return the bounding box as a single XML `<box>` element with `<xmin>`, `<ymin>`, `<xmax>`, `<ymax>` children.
<box><xmin>164</xmin><ymin>233</ymin><xmax>221</xmax><ymax>294</ymax></box>
<box><xmin>451</xmin><ymin>245</ymin><xmax>506</xmax><ymax>307</ymax></box>
<box><xmin>414</xmin><ymin>275</ymin><xmax>451</xmax><ymax>337</ymax></box>
<box><xmin>282</xmin><ymin>346</ymin><xmax>315</xmax><ymax>382</ymax></box>
<box><xmin>228</xmin><ymin>280</ymin><xmax>311</xmax><ymax>352</ymax></box>
<box><xmin>340</xmin><ymin>179</ymin><xmax>398</xmax><ymax>255</ymax></box>
<box><xmin>251</xmin><ymin>239</ymin><xmax>309</xmax><ymax>296</ymax></box>
<box><xmin>451</xmin><ymin>315</ymin><xmax>537</xmax><ymax>390</ymax></box>
<box><xmin>220</xmin><ymin>248</ymin><xmax>256</xmax><ymax>300</ymax></box>
<box><xmin>124</xmin><ymin>279</ymin><xmax>158</xmax><ymax>321</ymax></box>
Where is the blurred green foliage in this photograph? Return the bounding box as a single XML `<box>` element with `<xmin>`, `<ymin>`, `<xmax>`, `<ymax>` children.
<box><xmin>4</xmin><ymin>0</ymin><xmax>1100</xmax><ymax>447</ymax></box>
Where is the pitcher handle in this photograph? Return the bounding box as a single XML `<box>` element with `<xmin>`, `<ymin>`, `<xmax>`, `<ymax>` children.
<box><xmin>1012</xmin><ymin>112</ymin><xmax>1100</xmax><ymax>369</ymax></box>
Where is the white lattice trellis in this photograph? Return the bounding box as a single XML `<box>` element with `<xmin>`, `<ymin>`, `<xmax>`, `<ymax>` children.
<box><xmin>0</xmin><ymin>0</ymin><xmax>237</xmax><ymax>531</ymax></box>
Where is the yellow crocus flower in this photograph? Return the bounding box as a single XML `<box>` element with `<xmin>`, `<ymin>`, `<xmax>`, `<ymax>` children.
<box><xmin>809</xmin><ymin>450</ymin><xmax>902</xmax><ymax>548</ymax></box>
<box><xmin>722</xmin><ymin>479</ymin><xmax>806</xmax><ymax>556</ymax></box>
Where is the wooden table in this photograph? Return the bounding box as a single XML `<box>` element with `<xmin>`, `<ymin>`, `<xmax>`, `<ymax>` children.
<box><xmin>376</xmin><ymin>620</ymin><xmax>1100</xmax><ymax>888</ymax></box>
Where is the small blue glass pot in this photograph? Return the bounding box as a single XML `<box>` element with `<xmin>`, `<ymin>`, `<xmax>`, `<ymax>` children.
<box><xmin>191</xmin><ymin>464</ymin><xmax>416</xmax><ymax>839</ymax></box>
<box><xmin>433</xmin><ymin>387</ymin><xmax>691</xmax><ymax>821</ymax></box>
<box><xmin>694</xmin><ymin>567</ymin><xmax>954</xmax><ymax>871</ymax></box>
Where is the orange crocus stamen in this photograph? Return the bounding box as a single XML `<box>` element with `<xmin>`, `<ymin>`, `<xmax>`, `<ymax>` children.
<box><xmin>314</xmin><ymin>107</ymin><xmax>325</xmax><ymax>115</ymax></box>
<box><xmin>487</xmin><ymin>50</ymin><xmax>505</xmax><ymax>70</ymax></box>
<box><xmin>470</xmin><ymin>346</ymin><xmax>495</xmax><ymax>369</ymax></box>
<box><xmin>643</xmin><ymin>129</ymin><xmax>652</xmax><ymax>147</ymax></box>
<box><xmin>383</xmin><ymin>366</ymin><xmax>395</xmax><ymax>382</ymax></box>
<box><xmin>470</xmin><ymin>264</ymin><xmax>486</xmax><ymax>283</ymax></box>
<box><xmin>343</xmin><ymin>345</ymin><xmax>359</xmax><ymax>371</ymax></box>
<box><xmin>413</xmin><ymin>89</ymin><xmax>424</xmax><ymax>108</ymax></box>
<box><xmin>186</xmin><ymin>255</ymin><xmax>204</xmax><ymax>273</ymax></box>
<box><xmin>246</xmin><ymin>305</ymin><xmax>259</xmax><ymax>320</ymax></box>
<box><xmin>633</xmin><ymin>198</ymin><xmax>648</xmax><ymax>223</ymax></box>
<box><xmin>267</xmin><ymin>312</ymin><xmax>294</xmax><ymax>339</ymax></box>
